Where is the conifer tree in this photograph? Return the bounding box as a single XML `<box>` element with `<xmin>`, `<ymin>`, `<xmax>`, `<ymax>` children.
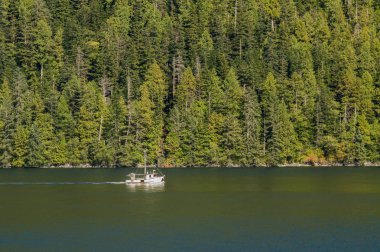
<box><xmin>165</xmin><ymin>106</ymin><xmax>185</xmax><ymax>166</ymax></box>
<box><xmin>261</xmin><ymin>72</ymin><xmax>278</xmax><ymax>161</ymax></box>
<box><xmin>76</xmin><ymin>82</ymin><xmax>103</xmax><ymax>163</ymax></box>
<box><xmin>260</xmin><ymin>0</ymin><xmax>281</xmax><ymax>32</ymax></box>
<box><xmin>127</xmin><ymin>84</ymin><xmax>157</xmax><ymax>165</ymax></box>
<box><xmin>107</xmin><ymin>95</ymin><xmax>128</xmax><ymax>165</ymax></box>
<box><xmin>27</xmin><ymin>113</ymin><xmax>57</xmax><ymax>167</ymax></box>
<box><xmin>126</xmin><ymin>63</ymin><xmax>167</xmax><ymax>166</ymax></box>
<box><xmin>243</xmin><ymin>87</ymin><xmax>263</xmax><ymax>165</ymax></box>
<box><xmin>11</xmin><ymin>126</ymin><xmax>29</xmax><ymax>168</ymax></box>
<box><xmin>0</xmin><ymin>79</ymin><xmax>13</xmax><ymax>166</ymax></box>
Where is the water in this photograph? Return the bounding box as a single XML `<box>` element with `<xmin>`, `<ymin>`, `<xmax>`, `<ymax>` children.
<box><xmin>1</xmin><ymin>167</ymin><xmax>380</xmax><ymax>251</ymax></box>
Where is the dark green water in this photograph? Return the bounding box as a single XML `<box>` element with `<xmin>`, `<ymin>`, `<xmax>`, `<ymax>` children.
<box><xmin>1</xmin><ymin>167</ymin><xmax>380</xmax><ymax>251</ymax></box>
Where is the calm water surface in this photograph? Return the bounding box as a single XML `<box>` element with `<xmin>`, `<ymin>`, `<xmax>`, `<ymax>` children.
<box><xmin>1</xmin><ymin>167</ymin><xmax>380</xmax><ymax>251</ymax></box>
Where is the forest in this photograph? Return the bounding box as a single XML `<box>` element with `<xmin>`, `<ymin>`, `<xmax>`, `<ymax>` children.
<box><xmin>0</xmin><ymin>0</ymin><xmax>379</xmax><ymax>167</ymax></box>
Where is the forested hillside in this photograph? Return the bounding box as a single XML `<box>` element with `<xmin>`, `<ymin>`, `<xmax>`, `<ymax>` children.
<box><xmin>0</xmin><ymin>0</ymin><xmax>379</xmax><ymax>167</ymax></box>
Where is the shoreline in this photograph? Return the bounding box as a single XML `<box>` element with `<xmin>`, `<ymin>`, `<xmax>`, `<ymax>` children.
<box><xmin>2</xmin><ymin>162</ymin><xmax>380</xmax><ymax>169</ymax></box>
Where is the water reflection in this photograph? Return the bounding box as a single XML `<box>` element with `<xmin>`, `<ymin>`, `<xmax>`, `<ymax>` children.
<box><xmin>126</xmin><ymin>183</ymin><xmax>165</xmax><ymax>193</ymax></box>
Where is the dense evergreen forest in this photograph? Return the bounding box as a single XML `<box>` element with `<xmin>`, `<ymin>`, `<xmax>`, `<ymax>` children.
<box><xmin>0</xmin><ymin>0</ymin><xmax>379</xmax><ymax>167</ymax></box>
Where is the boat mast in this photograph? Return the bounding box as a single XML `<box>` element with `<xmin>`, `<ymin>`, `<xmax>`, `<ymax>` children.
<box><xmin>144</xmin><ymin>149</ymin><xmax>147</xmax><ymax>174</ymax></box>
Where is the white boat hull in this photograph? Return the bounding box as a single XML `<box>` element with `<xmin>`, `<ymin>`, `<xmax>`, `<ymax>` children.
<box><xmin>126</xmin><ymin>175</ymin><xmax>165</xmax><ymax>185</ymax></box>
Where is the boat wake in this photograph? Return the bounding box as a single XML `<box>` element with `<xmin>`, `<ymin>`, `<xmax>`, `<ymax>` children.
<box><xmin>0</xmin><ymin>182</ymin><xmax>126</xmax><ymax>185</ymax></box>
<box><xmin>0</xmin><ymin>181</ymin><xmax>165</xmax><ymax>192</ymax></box>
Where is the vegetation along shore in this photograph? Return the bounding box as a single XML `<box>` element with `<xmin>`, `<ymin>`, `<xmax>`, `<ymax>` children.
<box><xmin>0</xmin><ymin>1</ymin><xmax>379</xmax><ymax>168</ymax></box>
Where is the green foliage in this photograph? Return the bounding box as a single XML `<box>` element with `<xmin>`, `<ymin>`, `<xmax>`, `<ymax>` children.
<box><xmin>243</xmin><ymin>87</ymin><xmax>264</xmax><ymax>165</ymax></box>
<box><xmin>0</xmin><ymin>0</ymin><xmax>379</xmax><ymax>167</ymax></box>
<box><xmin>11</xmin><ymin>126</ymin><xmax>29</xmax><ymax>167</ymax></box>
<box><xmin>125</xmin><ymin>63</ymin><xmax>167</xmax><ymax>166</ymax></box>
<box><xmin>27</xmin><ymin>113</ymin><xmax>61</xmax><ymax>167</ymax></box>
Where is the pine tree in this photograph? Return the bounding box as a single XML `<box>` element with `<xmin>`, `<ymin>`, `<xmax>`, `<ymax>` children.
<box><xmin>260</xmin><ymin>0</ymin><xmax>281</xmax><ymax>32</ymax></box>
<box><xmin>126</xmin><ymin>62</ymin><xmax>167</xmax><ymax>166</ymax></box>
<box><xmin>27</xmin><ymin>113</ymin><xmax>57</xmax><ymax>167</ymax></box>
<box><xmin>261</xmin><ymin>72</ymin><xmax>278</xmax><ymax>162</ymax></box>
<box><xmin>357</xmin><ymin>71</ymin><xmax>375</xmax><ymax>119</ymax></box>
<box><xmin>143</xmin><ymin>62</ymin><xmax>167</xmax><ymax>115</ymax></box>
<box><xmin>0</xmin><ymin>79</ymin><xmax>13</xmax><ymax>166</ymax></box>
<box><xmin>164</xmin><ymin>106</ymin><xmax>184</xmax><ymax>166</ymax></box>
<box><xmin>127</xmin><ymin>84</ymin><xmax>157</xmax><ymax>165</ymax></box>
<box><xmin>223</xmin><ymin>68</ymin><xmax>244</xmax><ymax>115</ymax></box>
<box><xmin>243</xmin><ymin>87</ymin><xmax>263</xmax><ymax>165</ymax></box>
<box><xmin>55</xmin><ymin>95</ymin><xmax>75</xmax><ymax>138</ymax></box>
<box><xmin>219</xmin><ymin>68</ymin><xmax>245</xmax><ymax>165</ymax></box>
<box><xmin>273</xmin><ymin>102</ymin><xmax>301</xmax><ymax>164</ymax></box>
<box><xmin>186</xmin><ymin>101</ymin><xmax>210</xmax><ymax>166</ymax></box>
<box><xmin>165</xmin><ymin>68</ymin><xmax>205</xmax><ymax>166</ymax></box>
<box><xmin>220</xmin><ymin>114</ymin><xmax>245</xmax><ymax>166</ymax></box>
<box><xmin>76</xmin><ymin>82</ymin><xmax>103</xmax><ymax>164</ymax></box>
<box><xmin>353</xmin><ymin>114</ymin><xmax>372</xmax><ymax>164</ymax></box>
<box><xmin>106</xmin><ymin>95</ymin><xmax>128</xmax><ymax>165</ymax></box>
<box><xmin>103</xmin><ymin>0</ymin><xmax>131</xmax><ymax>79</ymax></box>
<box><xmin>176</xmin><ymin>67</ymin><xmax>196</xmax><ymax>112</ymax></box>
<box><xmin>11</xmin><ymin>126</ymin><xmax>29</xmax><ymax>167</ymax></box>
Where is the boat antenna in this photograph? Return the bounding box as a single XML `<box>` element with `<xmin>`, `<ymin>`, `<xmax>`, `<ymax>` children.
<box><xmin>144</xmin><ymin>149</ymin><xmax>147</xmax><ymax>175</ymax></box>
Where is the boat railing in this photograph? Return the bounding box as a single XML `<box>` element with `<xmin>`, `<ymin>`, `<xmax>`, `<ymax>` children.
<box><xmin>128</xmin><ymin>173</ymin><xmax>159</xmax><ymax>179</ymax></box>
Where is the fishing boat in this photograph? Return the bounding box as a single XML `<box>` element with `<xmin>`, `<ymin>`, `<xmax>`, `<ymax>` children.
<box><xmin>126</xmin><ymin>151</ymin><xmax>165</xmax><ymax>184</ymax></box>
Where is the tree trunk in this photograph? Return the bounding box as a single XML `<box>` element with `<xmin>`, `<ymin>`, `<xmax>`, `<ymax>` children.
<box><xmin>40</xmin><ymin>64</ymin><xmax>43</xmax><ymax>83</ymax></box>
<box><xmin>234</xmin><ymin>0</ymin><xmax>238</xmax><ymax>32</ymax></box>
<box><xmin>239</xmin><ymin>38</ymin><xmax>242</xmax><ymax>60</ymax></box>
<box><xmin>263</xmin><ymin>117</ymin><xmax>266</xmax><ymax>155</ymax></box>
<box><xmin>98</xmin><ymin>115</ymin><xmax>103</xmax><ymax>141</ymax></box>
<box><xmin>355</xmin><ymin>0</ymin><xmax>358</xmax><ymax>22</ymax></box>
<box><xmin>172</xmin><ymin>56</ymin><xmax>176</xmax><ymax>98</ymax></box>
<box><xmin>126</xmin><ymin>76</ymin><xmax>132</xmax><ymax>138</ymax></box>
